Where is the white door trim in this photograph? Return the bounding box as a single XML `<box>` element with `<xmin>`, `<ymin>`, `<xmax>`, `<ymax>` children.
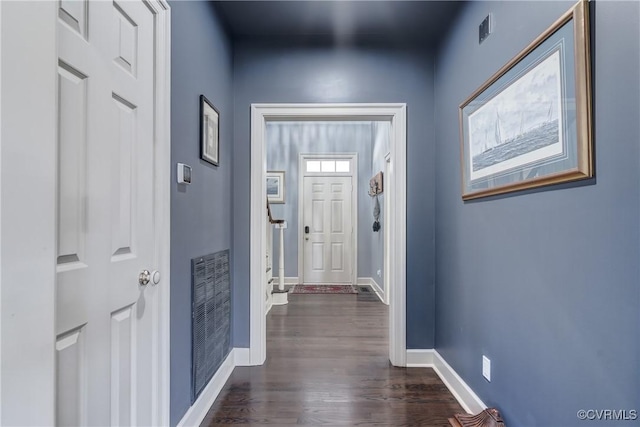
<box><xmin>147</xmin><ymin>1</ymin><xmax>172</xmax><ymax>425</ymax></box>
<box><xmin>250</xmin><ymin>103</ymin><xmax>407</xmax><ymax>367</ymax></box>
<box><xmin>298</xmin><ymin>153</ymin><xmax>358</xmax><ymax>285</ymax></box>
<box><xmin>0</xmin><ymin>2</ymin><xmax>171</xmax><ymax>424</ymax></box>
<box><xmin>1</xmin><ymin>3</ymin><xmax>58</xmax><ymax>424</ymax></box>
<box><xmin>383</xmin><ymin>152</ymin><xmax>391</xmax><ymax>305</ymax></box>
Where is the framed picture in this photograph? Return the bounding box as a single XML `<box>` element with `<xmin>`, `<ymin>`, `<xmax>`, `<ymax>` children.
<box><xmin>266</xmin><ymin>171</ymin><xmax>285</xmax><ymax>204</ymax></box>
<box><xmin>369</xmin><ymin>171</ymin><xmax>383</xmax><ymax>196</ymax></box>
<box><xmin>200</xmin><ymin>95</ymin><xmax>219</xmax><ymax>166</ymax></box>
<box><xmin>459</xmin><ymin>0</ymin><xmax>592</xmax><ymax>200</ymax></box>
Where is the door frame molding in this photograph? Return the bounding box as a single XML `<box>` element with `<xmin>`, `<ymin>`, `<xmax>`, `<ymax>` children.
<box><xmin>383</xmin><ymin>151</ymin><xmax>391</xmax><ymax>305</ymax></box>
<box><xmin>148</xmin><ymin>2</ymin><xmax>172</xmax><ymax>425</ymax></box>
<box><xmin>0</xmin><ymin>2</ymin><xmax>171</xmax><ymax>424</ymax></box>
<box><xmin>250</xmin><ymin>103</ymin><xmax>407</xmax><ymax>367</ymax></box>
<box><xmin>298</xmin><ymin>153</ymin><xmax>358</xmax><ymax>285</ymax></box>
<box><xmin>1</xmin><ymin>3</ymin><xmax>58</xmax><ymax>424</ymax></box>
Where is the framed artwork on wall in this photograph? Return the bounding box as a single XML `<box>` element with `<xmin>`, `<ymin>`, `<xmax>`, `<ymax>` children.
<box><xmin>369</xmin><ymin>171</ymin><xmax>383</xmax><ymax>196</ymax></box>
<box><xmin>200</xmin><ymin>95</ymin><xmax>219</xmax><ymax>166</ymax></box>
<box><xmin>266</xmin><ymin>171</ymin><xmax>285</xmax><ymax>204</ymax></box>
<box><xmin>459</xmin><ymin>0</ymin><xmax>593</xmax><ymax>200</ymax></box>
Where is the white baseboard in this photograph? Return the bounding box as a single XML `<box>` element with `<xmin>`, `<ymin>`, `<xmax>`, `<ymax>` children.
<box><xmin>405</xmin><ymin>349</ymin><xmax>486</xmax><ymax>415</ymax></box>
<box><xmin>284</xmin><ymin>276</ymin><xmax>299</xmax><ymax>285</ymax></box>
<box><xmin>272</xmin><ymin>291</ymin><xmax>288</xmax><ymax>305</ymax></box>
<box><xmin>177</xmin><ymin>349</ymin><xmax>236</xmax><ymax>427</ymax></box>
<box><xmin>270</xmin><ymin>277</ymin><xmax>298</xmax><ymax>288</ymax></box>
<box><xmin>433</xmin><ymin>350</ymin><xmax>486</xmax><ymax>414</ymax></box>
<box><xmin>357</xmin><ymin>277</ymin><xmax>386</xmax><ymax>304</ymax></box>
<box><xmin>234</xmin><ymin>348</ymin><xmax>251</xmax><ymax>366</ymax></box>
<box><xmin>406</xmin><ymin>349</ymin><xmax>435</xmax><ymax>367</ymax></box>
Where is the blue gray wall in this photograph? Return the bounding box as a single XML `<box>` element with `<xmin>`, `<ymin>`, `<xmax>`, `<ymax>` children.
<box><xmin>266</xmin><ymin>121</ymin><xmax>384</xmax><ymax>280</ymax></box>
<box><xmin>170</xmin><ymin>2</ymin><xmax>233</xmax><ymax>425</ymax></box>
<box><xmin>233</xmin><ymin>41</ymin><xmax>436</xmax><ymax>348</ymax></box>
<box><xmin>434</xmin><ymin>1</ymin><xmax>640</xmax><ymax>426</ymax></box>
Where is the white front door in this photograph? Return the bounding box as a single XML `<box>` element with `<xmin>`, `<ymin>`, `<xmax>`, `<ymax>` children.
<box><xmin>56</xmin><ymin>1</ymin><xmax>159</xmax><ymax>425</ymax></box>
<box><xmin>302</xmin><ymin>176</ymin><xmax>353</xmax><ymax>283</ymax></box>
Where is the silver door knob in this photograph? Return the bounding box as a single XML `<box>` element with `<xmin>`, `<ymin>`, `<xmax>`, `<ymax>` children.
<box><xmin>139</xmin><ymin>270</ymin><xmax>151</xmax><ymax>286</ymax></box>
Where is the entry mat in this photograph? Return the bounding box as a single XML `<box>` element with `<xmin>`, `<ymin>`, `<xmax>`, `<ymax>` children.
<box><xmin>290</xmin><ymin>284</ymin><xmax>357</xmax><ymax>294</ymax></box>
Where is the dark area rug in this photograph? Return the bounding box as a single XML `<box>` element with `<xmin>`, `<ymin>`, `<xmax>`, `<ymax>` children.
<box><xmin>291</xmin><ymin>284</ymin><xmax>357</xmax><ymax>294</ymax></box>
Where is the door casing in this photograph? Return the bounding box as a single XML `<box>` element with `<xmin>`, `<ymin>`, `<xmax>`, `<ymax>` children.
<box><xmin>249</xmin><ymin>103</ymin><xmax>407</xmax><ymax>368</ymax></box>
<box><xmin>298</xmin><ymin>153</ymin><xmax>358</xmax><ymax>285</ymax></box>
<box><xmin>0</xmin><ymin>2</ymin><xmax>171</xmax><ymax>425</ymax></box>
<box><xmin>383</xmin><ymin>152</ymin><xmax>391</xmax><ymax>305</ymax></box>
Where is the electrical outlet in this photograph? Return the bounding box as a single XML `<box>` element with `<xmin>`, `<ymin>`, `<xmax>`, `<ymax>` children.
<box><xmin>482</xmin><ymin>355</ymin><xmax>491</xmax><ymax>382</ymax></box>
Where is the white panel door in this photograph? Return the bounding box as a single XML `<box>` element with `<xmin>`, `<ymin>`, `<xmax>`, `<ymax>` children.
<box><xmin>303</xmin><ymin>176</ymin><xmax>353</xmax><ymax>283</ymax></box>
<box><xmin>56</xmin><ymin>1</ymin><xmax>158</xmax><ymax>425</ymax></box>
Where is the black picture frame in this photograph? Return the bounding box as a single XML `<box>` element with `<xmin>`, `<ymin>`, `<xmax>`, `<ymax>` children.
<box><xmin>200</xmin><ymin>95</ymin><xmax>220</xmax><ymax>166</ymax></box>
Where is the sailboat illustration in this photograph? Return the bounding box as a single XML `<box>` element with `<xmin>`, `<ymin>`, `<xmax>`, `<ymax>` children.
<box><xmin>518</xmin><ymin>111</ymin><xmax>525</xmax><ymax>137</ymax></box>
<box><xmin>493</xmin><ymin>110</ymin><xmax>503</xmax><ymax>147</ymax></box>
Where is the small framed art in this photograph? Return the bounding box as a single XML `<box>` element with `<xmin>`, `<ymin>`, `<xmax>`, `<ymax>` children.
<box><xmin>200</xmin><ymin>95</ymin><xmax>219</xmax><ymax>166</ymax></box>
<box><xmin>266</xmin><ymin>171</ymin><xmax>285</xmax><ymax>204</ymax></box>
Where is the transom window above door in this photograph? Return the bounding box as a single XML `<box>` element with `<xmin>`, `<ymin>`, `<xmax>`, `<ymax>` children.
<box><xmin>305</xmin><ymin>159</ymin><xmax>352</xmax><ymax>174</ymax></box>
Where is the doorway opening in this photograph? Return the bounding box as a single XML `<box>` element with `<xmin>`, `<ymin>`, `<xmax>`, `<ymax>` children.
<box><xmin>249</xmin><ymin>104</ymin><xmax>407</xmax><ymax>367</ymax></box>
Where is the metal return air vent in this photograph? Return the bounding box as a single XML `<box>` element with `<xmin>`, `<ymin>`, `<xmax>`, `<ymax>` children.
<box><xmin>191</xmin><ymin>250</ymin><xmax>231</xmax><ymax>402</ymax></box>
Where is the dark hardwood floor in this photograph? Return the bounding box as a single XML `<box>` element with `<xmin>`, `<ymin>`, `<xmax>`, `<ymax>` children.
<box><xmin>201</xmin><ymin>293</ymin><xmax>464</xmax><ymax>426</ymax></box>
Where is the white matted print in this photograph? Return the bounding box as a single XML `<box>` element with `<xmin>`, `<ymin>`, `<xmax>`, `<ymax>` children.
<box><xmin>200</xmin><ymin>95</ymin><xmax>219</xmax><ymax>166</ymax></box>
<box><xmin>468</xmin><ymin>50</ymin><xmax>563</xmax><ymax>182</ymax></box>
<box><xmin>266</xmin><ymin>171</ymin><xmax>285</xmax><ymax>204</ymax></box>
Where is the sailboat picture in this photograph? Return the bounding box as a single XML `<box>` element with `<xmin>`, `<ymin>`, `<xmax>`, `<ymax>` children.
<box><xmin>458</xmin><ymin>0</ymin><xmax>593</xmax><ymax>200</ymax></box>
<box><xmin>467</xmin><ymin>49</ymin><xmax>563</xmax><ymax>182</ymax></box>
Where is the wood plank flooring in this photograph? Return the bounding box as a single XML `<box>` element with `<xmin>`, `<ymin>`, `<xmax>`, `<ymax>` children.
<box><xmin>201</xmin><ymin>294</ymin><xmax>464</xmax><ymax>426</ymax></box>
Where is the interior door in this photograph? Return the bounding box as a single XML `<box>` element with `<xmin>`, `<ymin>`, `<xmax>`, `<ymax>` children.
<box><xmin>303</xmin><ymin>176</ymin><xmax>353</xmax><ymax>284</ymax></box>
<box><xmin>56</xmin><ymin>1</ymin><xmax>158</xmax><ymax>425</ymax></box>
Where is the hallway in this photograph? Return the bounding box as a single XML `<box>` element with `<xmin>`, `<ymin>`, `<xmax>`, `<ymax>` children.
<box><xmin>201</xmin><ymin>293</ymin><xmax>464</xmax><ymax>426</ymax></box>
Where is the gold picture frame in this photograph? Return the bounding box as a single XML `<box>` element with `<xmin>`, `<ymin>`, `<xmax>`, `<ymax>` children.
<box><xmin>459</xmin><ymin>0</ymin><xmax>592</xmax><ymax>200</ymax></box>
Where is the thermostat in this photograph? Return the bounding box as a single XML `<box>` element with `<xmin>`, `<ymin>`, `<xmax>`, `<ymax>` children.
<box><xmin>177</xmin><ymin>163</ymin><xmax>192</xmax><ymax>184</ymax></box>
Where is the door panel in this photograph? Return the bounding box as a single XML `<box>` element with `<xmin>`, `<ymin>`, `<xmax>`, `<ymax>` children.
<box><xmin>110</xmin><ymin>305</ymin><xmax>135</xmax><ymax>426</ymax></box>
<box><xmin>56</xmin><ymin>1</ymin><xmax>157</xmax><ymax>425</ymax></box>
<box><xmin>312</xmin><ymin>243</ymin><xmax>324</xmax><ymax>270</ymax></box>
<box><xmin>303</xmin><ymin>176</ymin><xmax>353</xmax><ymax>283</ymax></box>
<box><xmin>55</xmin><ymin>327</ymin><xmax>87</xmax><ymax>426</ymax></box>
<box><xmin>57</xmin><ymin>62</ymin><xmax>88</xmax><ymax>269</ymax></box>
<box><xmin>331</xmin><ymin>243</ymin><xmax>344</xmax><ymax>270</ymax></box>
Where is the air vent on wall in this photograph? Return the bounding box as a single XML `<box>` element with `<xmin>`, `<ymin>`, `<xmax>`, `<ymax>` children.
<box><xmin>191</xmin><ymin>249</ymin><xmax>231</xmax><ymax>402</ymax></box>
